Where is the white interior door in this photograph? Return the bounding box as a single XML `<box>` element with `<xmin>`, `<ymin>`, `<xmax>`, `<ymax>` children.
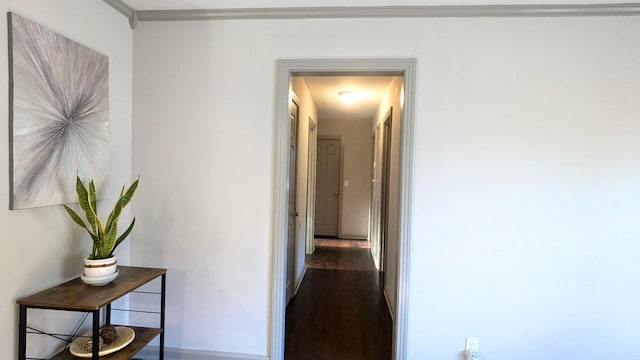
<box><xmin>370</xmin><ymin>108</ymin><xmax>392</xmax><ymax>273</ymax></box>
<box><xmin>286</xmin><ymin>97</ymin><xmax>299</xmax><ymax>303</ymax></box>
<box><xmin>305</xmin><ymin>118</ymin><xmax>317</xmax><ymax>254</ymax></box>
<box><xmin>370</xmin><ymin>125</ymin><xmax>381</xmax><ymax>269</ymax></box>
<box><xmin>314</xmin><ymin>138</ymin><xmax>341</xmax><ymax>237</ymax></box>
<box><xmin>380</xmin><ymin>112</ymin><xmax>392</xmax><ymax>278</ymax></box>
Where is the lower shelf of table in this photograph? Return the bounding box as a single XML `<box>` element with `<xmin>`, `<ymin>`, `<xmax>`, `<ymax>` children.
<box><xmin>50</xmin><ymin>326</ymin><xmax>162</xmax><ymax>360</ymax></box>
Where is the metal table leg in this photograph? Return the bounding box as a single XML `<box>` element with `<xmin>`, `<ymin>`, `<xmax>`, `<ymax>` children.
<box><xmin>18</xmin><ymin>305</ymin><xmax>27</xmax><ymax>360</ymax></box>
<box><xmin>160</xmin><ymin>273</ymin><xmax>166</xmax><ymax>360</ymax></box>
<box><xmin>92</xmin><ymin>309</ymin><xmax>100</xmax><ymax>360</ymax></box>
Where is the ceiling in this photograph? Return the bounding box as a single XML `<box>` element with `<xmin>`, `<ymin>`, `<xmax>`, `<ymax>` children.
<box><xmin>123</xmin><ymin>0</ymin><xmax>635</xmax><ymax>10</ymax></box>
<box><xmin>300</xmin><ymin>76</ymin><xmax>394</xmax><ymax>120</ymax></box>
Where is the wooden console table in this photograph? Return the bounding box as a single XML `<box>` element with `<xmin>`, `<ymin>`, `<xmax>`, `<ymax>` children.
<box><xmin>17</xmin><ymin>266</ymin><xmax>167</xmax><ymax>360</ymax></box>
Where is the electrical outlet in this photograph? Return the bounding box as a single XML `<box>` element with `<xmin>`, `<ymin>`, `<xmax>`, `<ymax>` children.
<box><xmin>465</xmin><ymin>337</ymin><xmax>479</xmax><ymax>352</ymax></box>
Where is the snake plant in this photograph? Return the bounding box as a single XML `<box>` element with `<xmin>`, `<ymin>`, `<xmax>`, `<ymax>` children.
<box><xmin>63</xmin><ymin>176</ymin><xmax>139</xmax><ymax>260</ymax></box>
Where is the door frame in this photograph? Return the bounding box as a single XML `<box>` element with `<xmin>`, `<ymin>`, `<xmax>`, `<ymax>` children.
<box><xmin>315</xmin><ymin>135</ymin><xmax>345</xmax><ymax>238</ymax></box>
<box><xmin>272</xmin><ymin>58</ymin><xmax>416</xmax><ymax>360</ymax></box>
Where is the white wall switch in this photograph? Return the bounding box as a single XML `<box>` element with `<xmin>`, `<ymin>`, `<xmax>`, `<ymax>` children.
<box><xmin>344</xmin><ymin>180</ymin><xmax>349</xmax><ymax>187</ymax></box>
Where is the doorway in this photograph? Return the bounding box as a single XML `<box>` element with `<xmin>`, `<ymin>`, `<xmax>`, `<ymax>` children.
<box><xmin>272</xmin><ymin>59</ymin><xmax>416</xmax><ymax>360</ymax></box>
<box><xmin>314</xmin><ymin>137</ymin><xmax>343</xmax><ymax>237</ymax></box>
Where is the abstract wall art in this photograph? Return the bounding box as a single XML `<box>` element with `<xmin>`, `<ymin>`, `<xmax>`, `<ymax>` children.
<box><xmin>8</xmin><ymin>13</ymin><xmax>109</xmax><ymax>209</ymax></box>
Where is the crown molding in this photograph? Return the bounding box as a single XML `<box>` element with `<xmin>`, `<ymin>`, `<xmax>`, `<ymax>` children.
<box><xmin>102</xmin><ymin>0</ymin><xmax>134</xmax><ymax>17</ymax></box>
<box><xmin>134</xmin><ymin>3</ymin><xmax>640</xmax><ymax>22</ymax></box>
<box><xmin>102</xmin><ymin>0</ymin><xmax>138</xmax><ymax>28</ymax></box>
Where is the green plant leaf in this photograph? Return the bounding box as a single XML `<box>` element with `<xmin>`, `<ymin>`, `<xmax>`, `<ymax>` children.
<box><xmin>90</xmin><ymin>244</ymin><xmax>99</xmax><ymax>260</ymax></box>
<box><xmin>109</xmin><ymin>217</ymin><xmax>136</xmax><ymax>257</ymax></box>
<box><xmin>64</xmin><ymin>176</ymin><xmax>139</xmax><ymax>260</ymax></box>
<box><xmin>89</xmin><ymin>180</ymin><xmax>97</xmax><ymax>216</ymax></box>
<box><xmin>89</xmin><ymin>232</ymin><xmax>99</xmax><ymax>259</ymax></box>
<box><xmin>76</xmin><ymin>176</ymin><xmax>98</xmax><ymax>236</ymax></box>
<box><xmin>106</xmin><ymin>177</ymin><xmax>138</xmax><ymax>236</ymax></box>
<box><xmin>62</xmin><ymin>204</ymin><xmax>93</xmax><ymax>235</ymax></box>
<box><xmin>105</xmin><ymin>185</ymin><xmax>125</xmax><ymax>233</ymax></box>
<box><xmin>89</xmin><ymin>185</ymin><xmax>104</xmax><ymax>239</ymax></box>
<box><xmin>119</xmin><ymin>177</ymin><xmax>139</xmax><ymax>209</ymax></box>
<box><xmin>95</xmin><ymin>215</ymin><xmax>106</xmax><ymax>252</ymax></box>
<box><xmin>99</xmin><ymin>222</ymin><xmax>118</xmax><ymax>259</ymax></box>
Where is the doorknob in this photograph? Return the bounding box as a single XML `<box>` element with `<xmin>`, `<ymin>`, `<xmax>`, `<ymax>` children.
<box><xmin>334</xmin><ymin>192</ymin><xmax>339</xmax><ymax>196</ymax></box>
<box><xmin>290</xmin><ymin>210</ymin><xmax>299</xmax><ymax>217</ymax></box>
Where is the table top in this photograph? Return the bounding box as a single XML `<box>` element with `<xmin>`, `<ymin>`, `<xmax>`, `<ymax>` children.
<box><xmin>17</xmin><ymin>266</ymin><xmax>167</xmax><ymax>311</ymax></box>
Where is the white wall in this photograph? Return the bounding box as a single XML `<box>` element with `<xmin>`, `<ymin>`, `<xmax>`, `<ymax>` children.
<box><xmin>132</xmin><ymin>16</ymin><xmax>640</xmax><ymax>359</ymax></box>
<box><xmin>408</xmin><ymin>18</ymin><xmax>640</xmax><ymax>360</ymax></box>
<box><xmin>317</xmin><ymin>117</ymin><xmax>373</xmax><ymax>238</ymax></box>
<box><xmin>0</xmin><ymin>1</ymin><xmax>132</xmax><ymax>358</ymax></box>
<box><xmin>132</xmin><ymin>24</ymin><xmax>273</xmax><ymax>355</ymax></box>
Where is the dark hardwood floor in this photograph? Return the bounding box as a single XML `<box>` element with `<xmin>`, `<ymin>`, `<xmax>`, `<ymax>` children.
<box><xmin>285</xmin><ymin>239</ymin><xmax>392</xmax><ymax>360</ymax></box>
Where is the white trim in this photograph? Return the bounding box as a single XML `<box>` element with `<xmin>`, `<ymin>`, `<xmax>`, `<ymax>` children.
<box><xmin>396</xmin><ymin>58</ymin><xmax>416</xmax><ymax>360</ymax></box>
<box><xmin>272</xmin><ymin>58</ymin><xmax>415</xmax><ymax>360</ymax></box>
<box><xmin>339</xmin><ymin>234</ymin><xmax>368</xmax><ymax>240</ymax></box>
<box><xmin>271</xmin><ymin>60</ymin><xmax>291</xmax><ymax>360</ymax></box>
<box><xmin>294</xmin><ymin>265</ymin><xmax>307</xmax><ymax>294</ymax></box>
<box><xmin>101</xmin><ymin>0</ymin><xmax>138</xmax><ymax>28</ymax></box>
<box><xmin>136</xmin><ymin>347</ymin><xmax>268</xmax><ymax>360</ymax></box>
<box><xmin>383</xmin><ymin>288</ymin><xmax>395</xmax><ymax>322</ymax></box>
<box><xmin>134</xmin><ymin>4</ymin><xmax>640</xmax><ymax>22</ymax></box>
<box><xmin>102</xmin><ymin>0</ymin><xmax>134</xmax><ymax>17</ymax></box>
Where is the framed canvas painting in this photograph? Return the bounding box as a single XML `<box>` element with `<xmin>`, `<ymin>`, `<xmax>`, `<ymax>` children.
<box><xmin>8</xmin><ymin>13</ymin><xmax>109</xmax><ymax>209</ymax></box>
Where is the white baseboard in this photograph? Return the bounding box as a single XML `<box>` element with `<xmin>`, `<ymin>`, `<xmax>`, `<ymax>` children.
<box><xmin>294</xmin><ymin>265</ymin><xmax>306</xmax><ymax>294</ymax></box>
<box><xmin>383</xmin><ymin>288</ymin><xmax>394</xmax><ymax>322</ymax></box>
<box><xmin>135</xmin><ymin>347</ymin><xmax>268</xmax><ymax>360</ymax></box>
<box><xmin>338</xmin><ymin>234</ymin><xmax>368</xmax><ymax>240</ymax></box>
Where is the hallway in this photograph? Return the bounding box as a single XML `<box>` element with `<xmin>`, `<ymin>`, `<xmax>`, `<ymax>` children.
<box><xmin>284</xmin><ymin>238</ymin><xmax>392</xmax><ymax>360</ymax></box>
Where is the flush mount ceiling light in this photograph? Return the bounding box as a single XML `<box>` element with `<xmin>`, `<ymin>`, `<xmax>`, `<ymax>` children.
<box><xmin>338</xmin><ymin>90</ymin><xmax>362</xmax><ymax>104</ymax></box>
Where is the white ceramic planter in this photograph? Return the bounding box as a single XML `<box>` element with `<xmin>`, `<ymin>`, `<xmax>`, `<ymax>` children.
<box><xmin>82</xmin><ymin>256</ymin><xmax>118</xmax><ymax>286</ymax></box>
<box><xmin>84</xmin><ymin>256</ymin><xmax>117</xmax><ymax>276</ymax></box>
